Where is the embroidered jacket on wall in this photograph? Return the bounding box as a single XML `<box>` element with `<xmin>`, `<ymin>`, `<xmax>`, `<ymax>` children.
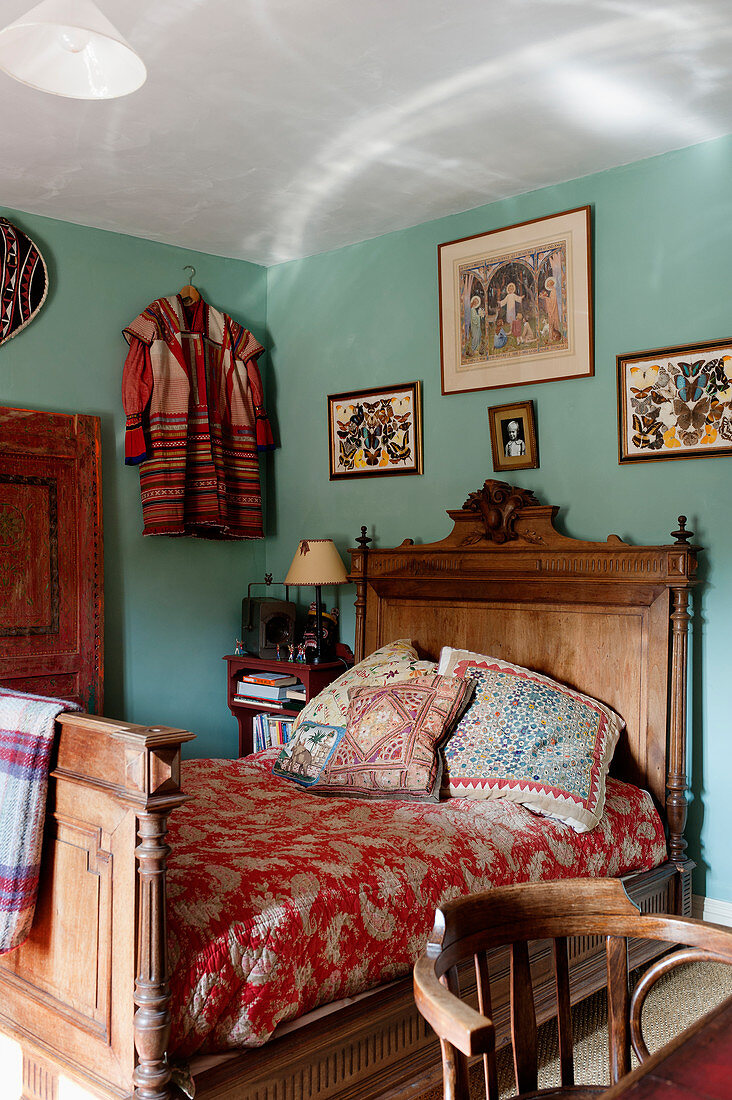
<box><xmin>122</xmin><ymin>294</ymin><xmax>274</xmax><ymax>539</ymax></box>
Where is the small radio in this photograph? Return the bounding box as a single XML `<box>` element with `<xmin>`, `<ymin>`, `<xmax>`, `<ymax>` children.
<box><xmin>242</xmin><ymin>579</ymin><xmax>296</xmax><ymax>658</ymax></box>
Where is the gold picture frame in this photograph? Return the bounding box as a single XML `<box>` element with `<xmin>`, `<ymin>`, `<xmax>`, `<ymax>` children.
<box><xmin>617</xmin><ymin>337</ymin><xmax>732</xmax><ymax>463</ymax></box>
<box><xmin>327</xmin><ymin>381</ymin><xmax>423</xmax><ymax>479</ymax></box>
<box><xmin>488</xmin><ymin>400</ymin><xmax>538</xmax><ymax>472</ymax></box>
<box><xmin>439</xmin><ymin>206</ymin><xmax>593</xmax><ymax>394</ymax></box>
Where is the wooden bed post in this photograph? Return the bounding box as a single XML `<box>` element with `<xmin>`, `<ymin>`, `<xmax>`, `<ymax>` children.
<box><xmin>351</xmin><ymin>526</ymin><xmax>371</xmax><ymax>663</ymax></box>
<box><xmin>133</xmin><ymin>808</ymin><xmax>175</xmax><ymax>1100</ymax></box>
<box><xmin>666</xmin><ymin>517</ymin><xmax>697</xmax><ymax>915</ymax></box>
<box><xmin>667</xmin><ymin>585</ymin><xmax>691</xmax><ymax>868</ymax></box>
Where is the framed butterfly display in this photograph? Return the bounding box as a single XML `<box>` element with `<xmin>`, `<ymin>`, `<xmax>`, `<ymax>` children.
<box><xmin>327</xmin><ymin>381</ymin><xmax>423</xmax><ymax>479</ymax></box>
<box><xmin>617</xmin><ymin>338</ymin><xmax>732</xmax><ymax>464</ymax></box>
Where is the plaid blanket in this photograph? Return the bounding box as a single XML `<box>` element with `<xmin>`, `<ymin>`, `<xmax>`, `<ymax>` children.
<box><xmin>0</xmin><ymin>688</ymin><xmax>79</xmax><ymax>954</ymax></box>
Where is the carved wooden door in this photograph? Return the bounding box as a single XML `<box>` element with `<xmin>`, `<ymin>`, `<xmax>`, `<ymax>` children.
<box><xmin>0</xmin><ymin>407</ymin><xmax>103</xmax><ymax>711</ymax></box>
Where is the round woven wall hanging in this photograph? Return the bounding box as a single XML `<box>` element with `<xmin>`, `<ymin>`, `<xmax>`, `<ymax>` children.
<box><xmin>0</xmin><ymin>218</ymin><xmax>49</xmax><ymax>347</ymax></box>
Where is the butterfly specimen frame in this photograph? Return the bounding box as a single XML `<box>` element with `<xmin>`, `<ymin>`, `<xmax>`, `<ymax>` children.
<box><xmin>617</xmin><ymin>338</ymin><xmax>732</xmax><ymax>463</ymax></box>
<box><xmin>327</xmin><ymin>381</ymin><xmax>423</xmax><ymax>479</ymax></box>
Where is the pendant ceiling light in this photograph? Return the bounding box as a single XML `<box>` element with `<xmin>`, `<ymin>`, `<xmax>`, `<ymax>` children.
<box><xmin>0</xmin><ymin>0</ymin><xmax>146</xmax><ymax>99</ymax></box>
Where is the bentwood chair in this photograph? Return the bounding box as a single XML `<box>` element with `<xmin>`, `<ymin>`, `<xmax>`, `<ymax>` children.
<box><xmin>413</xmin><ymin>878</ymin><xmax>732</xmax><ymax>1100</ymax></box>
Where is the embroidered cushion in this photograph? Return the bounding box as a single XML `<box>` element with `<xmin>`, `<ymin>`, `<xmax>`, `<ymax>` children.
<box><xmin>272</xmin><ymin>720</ymin><xmax>346</xmax><ymax>786</ymax></box>
<box><xmin>310</xmin><ymin>673</ymin><xmax>475</xmax><ymax>801</ymax></box>
<box><xmin>291</xmin><ymin>639</ymin><xmax>436</xmax><ymax>733</ymax></box>
<box><xmin>437</xmin><ymin>647</ymin><xmax>624</xmax><ymax>832</ymax></box>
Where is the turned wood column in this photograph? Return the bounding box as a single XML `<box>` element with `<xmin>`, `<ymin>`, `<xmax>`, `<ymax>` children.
<box><xmin>133</xmin><ymin>810</ymin><xmax>174</xmax><ymax>1100</ymax></box>
<box><xmin>351</xmin><ymin>526</ymin><xmax>371</xmax><ymax>663</ymax></box>
<box><xmin>667</xmin><ymin>585</ymin><xmax>691</xmax><ymax>866</ymax></box>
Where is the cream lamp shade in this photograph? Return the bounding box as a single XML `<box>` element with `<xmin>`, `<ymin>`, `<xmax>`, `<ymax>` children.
<box><xmin>0</xmin><ymin>0</ymin><xmax>147</xmax><ymax>99</ymax></box>
<box><xmin>285</xmin><ymin>539</ymin><xmax>348</xmax><ymax>664</ymax></box>
<box><xmin>284</xmin><ymin>539</ymin><xmax>348</xmax><ymax>587</ymax></box>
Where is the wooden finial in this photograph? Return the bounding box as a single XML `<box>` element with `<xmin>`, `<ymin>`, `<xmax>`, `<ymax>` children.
<box><xmin>671</xmin><ymin>516</ymin><xmax>693</xmax><ymax>545</ymax></box>
<box><xmin>356</xmin><ymin>525</ymin><xmax>372</xmax><ymax>551</ymax></box>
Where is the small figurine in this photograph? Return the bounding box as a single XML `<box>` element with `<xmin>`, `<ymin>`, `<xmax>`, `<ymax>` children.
<box><xmin>234</xmin><ymin>638</ymin><xmax>245</xmax><ymax>656</ymax></box>
<box><xmin>288</xmin><ymin>643</ymin><xmax>295</xmax><ymax>662</ymax></box>
<box><xmin>296</xmin><ymin>643</ymin><xmax>306</xmax><ymax>663</ymax></box>
<box><xmin>303</xmin><ymin>604</ymin><xmax>340</xmax><ymax>661</ymax></box>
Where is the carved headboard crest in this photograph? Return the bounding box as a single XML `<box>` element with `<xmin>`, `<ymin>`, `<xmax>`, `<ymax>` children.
<box><xmin>462</xmin><ymin>479</ymin><xmax>539</xmax><ymax>544</ymax></box>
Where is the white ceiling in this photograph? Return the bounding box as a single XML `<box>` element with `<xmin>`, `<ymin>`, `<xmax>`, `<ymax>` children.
<box><xmin>1</xmin><ymin>0</ymin><xmax>731</xmax><ymax>266</ymax></box>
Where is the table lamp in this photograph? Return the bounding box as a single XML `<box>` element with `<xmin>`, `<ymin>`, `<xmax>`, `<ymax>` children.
<box><xmin>284</xmin><ymin>539</ymin><xmax>348</xmax><ymax>664</ymax></box>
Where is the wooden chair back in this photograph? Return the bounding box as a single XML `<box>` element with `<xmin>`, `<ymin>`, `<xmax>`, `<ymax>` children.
<box><xmin>413</xmin><ymin>879</ymin><xmax>732</xmax><ymax>1099</ymax></box>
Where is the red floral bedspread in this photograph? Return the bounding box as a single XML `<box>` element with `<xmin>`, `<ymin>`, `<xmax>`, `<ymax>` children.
<box><xmin>166</xmin><ymin>750</ymin><xmax>666</xmax><ymax>1056</ymax></box>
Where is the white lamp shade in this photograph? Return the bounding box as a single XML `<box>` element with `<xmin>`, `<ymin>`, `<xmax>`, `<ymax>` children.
<box><xmin>0</xmin><ymin>0</ymin><xmax>146</xmax><ymax>99</ymax></box>
<box><xmin>285</xmin><ymin>539</ymin><xmax>349</xmax><ymax>586</ymax></box>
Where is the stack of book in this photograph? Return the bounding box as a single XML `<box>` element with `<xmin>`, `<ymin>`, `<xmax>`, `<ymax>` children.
<box><xmin>234</xmin><ymin>671</ymin><xmax>305</xmax><ymax>710</ymax></box>
<box><xmin>253</xmin><ymin>713</ymin><xmax>296</xmax><ymax>752</ymax></box>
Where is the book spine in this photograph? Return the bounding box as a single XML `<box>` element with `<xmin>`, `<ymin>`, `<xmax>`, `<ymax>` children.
<box><xmin>236</xmin><ymin>684</ymin><xmax>287</xmax><ymax>700</ymax></box>
<box><xmin>236</xmin><ymin>696</ymin><xmax>290</xmax><ymax>710</ymax></box>
<box><xmin>239</xmin><ymin>674</ymin><xmax>297</xmax><ymax>687</ymax></box>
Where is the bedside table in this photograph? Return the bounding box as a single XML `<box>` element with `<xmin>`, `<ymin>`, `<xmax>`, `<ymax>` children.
<box><xmin>224</xmin><ymin>654</ymin><xmax>348</xmax><ymax>756</ymax></box>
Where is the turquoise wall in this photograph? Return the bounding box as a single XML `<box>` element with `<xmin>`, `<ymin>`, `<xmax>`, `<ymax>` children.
<box><xmin>266</xmin><ymin>134</ymin><xmax>732</xmax><ymax>904</ymax></box>
<box><xmin>0</xmin><ymin>209</ymin><xmax>268</xmax><ymax>758</ymax></box>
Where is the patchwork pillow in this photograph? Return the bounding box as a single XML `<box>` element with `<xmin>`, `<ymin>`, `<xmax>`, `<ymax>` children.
<box><xmin>437</xmin><ymin>647</ymin><xmax>624</xmax><ymax>832</ymax></box>
<box><xmin>272</xmin><ymin>720</ymin><xmax>346</xmax><ymax>786</ymax></box>
<box><xmin>291</xmin><ymin>639</ymin><xmax>436</xmax><ymax>733</ymax></box>
<box><xmin>310</xmin><ymin>673</ymin><xmax>475</xmax><ymax>801</ymax></box>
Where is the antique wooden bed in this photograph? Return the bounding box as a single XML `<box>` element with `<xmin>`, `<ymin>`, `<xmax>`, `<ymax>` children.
<box><xmin>0</xmin><ymin>479</ymin><xmax>697</xmax><ymax>1100</ymax></box>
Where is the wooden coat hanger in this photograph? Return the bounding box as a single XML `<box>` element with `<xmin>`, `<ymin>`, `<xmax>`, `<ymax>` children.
<box><xmin>179</xmin><ymin>265</ymin><xmax>201</xmax><ymax>305</ymax></box>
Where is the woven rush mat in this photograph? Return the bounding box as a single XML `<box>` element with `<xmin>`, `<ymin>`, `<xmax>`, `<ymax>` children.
<box><xmin>419</xmin><ymin>961</ymin><xmax>732</xmax><ymax>1099</ymax></box>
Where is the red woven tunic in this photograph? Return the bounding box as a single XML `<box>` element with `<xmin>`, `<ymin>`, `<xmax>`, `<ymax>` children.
<box><xmin>122</xmin><ymin>295</ymin><xmax>274</xmax><ymax>539</ymax></box>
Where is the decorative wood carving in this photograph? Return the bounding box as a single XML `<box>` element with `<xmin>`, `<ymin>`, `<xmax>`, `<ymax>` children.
<box><xmin>671</xmin><ymin>515</ymin><xmax>693</xmax><ymax>546</ymax></box>
<box><xmin>461</xmin><ymin>479</ymin><xmax>539</xmax><ymax>544</ymax></box>
<box><xmin>355</xmin><ymin>525</ymin><xmax>372</xmax><ymax>552</ymax></box>
<box><xmin>0</xmin><ymin>407</ymin><xmax>103</xmax><ymax>711</ymax></box>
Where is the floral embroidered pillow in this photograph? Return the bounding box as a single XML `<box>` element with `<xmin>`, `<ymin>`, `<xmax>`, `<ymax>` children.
<box><xmin>437</xmin><ymin>647</ymin><xmax>624</xmax><ymax>832</ymax></box>
<box><xmin>291</xmin><ymin>639</ymin><xmax>436</xmax><ymax>734</ymax></box>
<box><xmin>310</xmin><ymin>673</ymin><xmax>475</xmax><ymax>801</ymax></box>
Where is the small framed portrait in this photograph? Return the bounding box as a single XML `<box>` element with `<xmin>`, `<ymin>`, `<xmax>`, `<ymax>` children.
<box><xmin>488</xmin><ymin>400</ymin><xmax>538</xmax><ymax>472</ymax></box>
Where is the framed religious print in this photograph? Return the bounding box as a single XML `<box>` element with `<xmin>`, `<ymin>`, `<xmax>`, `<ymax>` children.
<box><xmin>327</xmin><ymin>381</ymin><xmax>423</xmax><ymax>479</ymax></box>
<box><xmin>438</xmin><ymin>206</ymin><xmax>593</xmax><ymax>395</ymax></box>
<box><xmin>617</xmin><ymin>338</ymin><xmax>732</xmax><ymax>463</ymax></box>
<box><xmin>488</xmin><ymin>400</ymin><xmax>538</xmax><ymax>472</ymax></box>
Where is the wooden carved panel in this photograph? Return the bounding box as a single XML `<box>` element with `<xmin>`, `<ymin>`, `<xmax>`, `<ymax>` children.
<box><xmin>2</xmin><ymin>816</ymin><xmax>112</xmax><ymax>1038</ymax></box>
<box><xmin>0</xmin><ymin>475</ymin><xmax>58</xmax><ymax>635</ymax></box>
<box><xmin>0</xmin><ymin>407</ymin><xmax>103</xmax><ymax>711</ymax></box>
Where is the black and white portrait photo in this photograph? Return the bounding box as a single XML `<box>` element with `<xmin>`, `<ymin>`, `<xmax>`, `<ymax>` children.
<box><xmin>488</xmin><ymin>400</ymin><xmax>538</xmax><ymax>472</ymax></box>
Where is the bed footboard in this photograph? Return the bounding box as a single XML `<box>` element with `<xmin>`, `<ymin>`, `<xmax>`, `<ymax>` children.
<box><xmin>0</xmin><ymin>712</ymin><xmax>194</xmax><ymax>1100</ymax></box>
